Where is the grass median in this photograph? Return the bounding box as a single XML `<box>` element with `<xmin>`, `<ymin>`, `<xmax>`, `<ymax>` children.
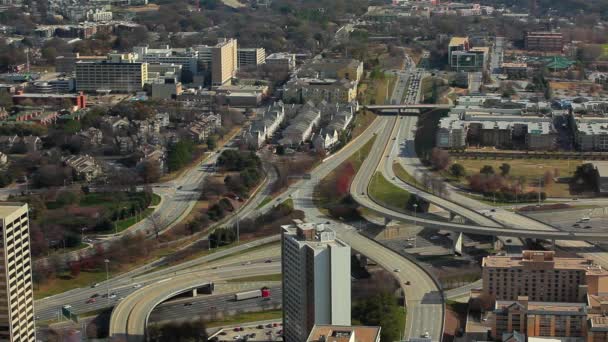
<box><xmin>368</xmin><ymin>172</ymin><xmax>412</xmax><ymax>212</ymax></box>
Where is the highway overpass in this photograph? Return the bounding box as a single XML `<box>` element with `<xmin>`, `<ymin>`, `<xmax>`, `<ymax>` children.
<box><xmin>351</xmin><ymin>116</ymin><xmax>608</xmax><ymax>242</ymax></box>
<box><xmin>109</xmin><ymin>264</ymin><xmax>280</xmax><ymax>341</ymax></box>
<box><xmin>364</xmin><ymin>104</ymin><xmax>453</xmax><ymax>111</ymax></box>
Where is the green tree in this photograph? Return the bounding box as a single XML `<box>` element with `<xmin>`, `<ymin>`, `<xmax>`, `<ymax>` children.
<box><xmin>450</xmin><ymin>163</ymin><xmax>466</xmax><ymax>178</ymax></box>
<box><xmin>499</xmin><ymin>163</ymin><xmax>511</xmax><ymax>176</ymax></box>
<box><xmin>480</xmin><ymin>165</ymin><xmax>495</xmax><ymax>175</ymax></box>
<box><xmin>167</xmin><ymin>140</ymin><xmax>194</xmax><ymax>172</ymax></box>
<box><xmin>352</xmin><ymin>292</ymin><xmax>404</xmax><ymax>342</ymax></box>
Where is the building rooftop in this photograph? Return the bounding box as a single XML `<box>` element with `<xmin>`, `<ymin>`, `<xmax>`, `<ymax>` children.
<box><xmin>449</xmin><ymin>36</ymin><xmax>469</xmax><ymax>47</ymax></box>
<box><xmin>483</xmin><ymin>250</ymin><xmax>607</xmax><ymax>273</ymax></box>
<box><xmin>306</xmin><ymin>325</ymin><xmax>381</xmax><ymax>342</ymax></box>
<box><xmin>0</xmin><ymin>202</ymin><xmax>26</xmax><ymax>219</ymax></box>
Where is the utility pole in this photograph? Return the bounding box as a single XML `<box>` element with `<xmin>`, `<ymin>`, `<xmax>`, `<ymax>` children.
<box><xmin>104</xmin><ymin>259</ymin><xmax>110</xmax><ymax>305</ymax></box>
<box><xmin>236</xmin><ymin>210</ymin><xmax>240</xmax><ymax>243</ymax></box>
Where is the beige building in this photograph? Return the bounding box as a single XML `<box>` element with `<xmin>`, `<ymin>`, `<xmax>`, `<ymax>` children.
<box><xmin>237</xmin><ymin>48</ymin><xmax>266</xmax><ymax>67</ymax></box>
<box><xmin>75</xmin><ymin>53</ymin><xmax>148</xmax><ymax>93</ymax></box>
<box><xmin>211</xmin><ymin>38</ymin><xmax>238</xmax><ymax>86</ymax></box>
<box><xmin>482</xmin><ymin>251</ymin><xmax>605</xmax><ymax>303</ymax></box>
<box><xmin>0</xmin><ymin>203</ymin><xmax>35</xmax><ymax>341</ymax></box>
<box><xmin>306</xmin><ymin>325</ymin><xmax>381</xmax><ymax>342</ymax></box>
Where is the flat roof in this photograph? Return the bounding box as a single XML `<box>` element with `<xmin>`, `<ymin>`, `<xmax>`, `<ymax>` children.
<box><xmin>449</xmin><ymin>36</ymin><xmax>468</xmax><ymax>47</ymax></box>
<box><xmin>0</xmin><ymin>202</ymin><xmax>26</xmax><ymax>219</ymax></box>
<box><xmin>307</xmin><ymin>325</ymin><xmax>381</xmax><ymax>342</ymax></box>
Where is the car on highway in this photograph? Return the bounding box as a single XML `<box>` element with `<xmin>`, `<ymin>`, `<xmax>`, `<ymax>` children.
<box><xmin>109</xmin><ymin>293</ymin><xmax>117</xmax><ymax>299</ymax></box>
<box><xmin>393</xmin><ymin>269</ymin><xmax>400</xmax><ymax>273</ymax></box>
<box><xmin>92</xmin><ymin>283</ymin><xmax>100</xmax><ymax>288</ymax></box>
<box><xmin>184</xmin><ymin>302</ymin><xmax>193</xmax><ymax>306</ymax></box>
<box><xmin>405</xmin><ymin>281</ymin><xmax>411</xmax><ymax>285</ymax></box>
<box><xmin>86</xmin><ymin>298</ymin><xmax>96</xmax><ymax>304</ymax></box>
<box><xmin>265</xmin><ymin>259</ymin><xmax>272</xmax><ymax>263</ymax></box>
<box><xmin>422</xmin><ymin>332</ymin><xmax>430</xmax><ymax>338</ymax></box>
<box><xmin>133</xmin><ymin>283</ymin><xmax>142</xmax><ymax>288</ymax></box>
<box><xmin>63</xmin><ymin>305</ymin><xmax>72</xmax><ymax>309</ymax></box>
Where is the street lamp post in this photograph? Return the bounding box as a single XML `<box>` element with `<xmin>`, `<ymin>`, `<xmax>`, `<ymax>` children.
<box><xmin>104</xmin><ymin>259</ymin><xmax>110</xmax><ymax>304</ymax></box>
<box><xmin>413</xmin><ymin>203</ymin><xmax>418</xmax><ymax>248</ymax></box>
<box><xmin>81</xmin><ymin>227</ymin><xmax>88</xmax><ymax>245</ymax></box>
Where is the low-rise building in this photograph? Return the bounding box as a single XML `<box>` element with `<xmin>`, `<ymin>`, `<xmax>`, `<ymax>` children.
<box><xmin>279</xmin><ymin>106</ymin><xmax>321</xmax><ymax>146</ymax></box>
<box><xmin>64</xmin><ymin>154</ymin><xmax>102</xmax><ymax>181</ymax></box>
<box><xmin>525</xmin><ymin>31</ymin><xmax>564</xmax><ymax>52</ymax></box>
<box><xmin>186</xmin><ymin>114</ymin><xmax>222</xmax><ymax>142</ymax></box>
<box><xmin>572</xmin><ymin>117</ymin><xmax>608</xmax><ymax>151</ymax></box>
<box><xmin>306</xmin><ymin>325</ymin><xmax>381</xmax><ymax>342</ymax></box>
<box><xmin>265</xmin><ymin>52</ymin><xmax>297</xmax><ymax>72</ymax></box>
<box><xmin>283</xmin><ymin>78</ymin><xmax>358</xmax><ymax>104</ymax></box>
<box><xmin>298</xmin><ymin>58</ymin><xmax>363</xmax><ymax>83</ymax></box>
<box><xmin>244</xmin><ymin>101</ymin><xmax>285</xmax><ymax>149</ymax></box>
<box><xmin>12</xmin><ymin>91</ymin><xmax>87</xmax><ymax>110</ymax></box>
<box><xmin>436</xmin><ymin>114</ymin><xmax>467</xmax><ymax>149</ymax></box>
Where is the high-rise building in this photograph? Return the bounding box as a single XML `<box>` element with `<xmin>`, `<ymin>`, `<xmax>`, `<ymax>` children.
<box><xmin>0</xmin><ymin>203</ymin><xmax>35</xmax><ymax>341</ymax></box>
<box><xmin>237</xmin><ymin>48</ymin><xmax>266</xmax><ymax>68</ymax></box>
<box><xmin>281</xmin><ymin>221</ymin><xmax>351</xmax><ymax>342</ymax></box>
<box><xmin>448</xmin><ymin>36</ymin><xmax>488</xmax><ymax>72</ymax></box>
<box><xmin>75</xmin><ymin>53</ymin><xmax>148</xmax><ymax>93</ymax></box>
<box><xmin>211</xmin><ymin>38</ymin><xmax>238</xmax><ymax>86</ymax></box>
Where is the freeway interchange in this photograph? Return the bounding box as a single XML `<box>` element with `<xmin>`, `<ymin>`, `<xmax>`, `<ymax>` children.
<box><xmin>38</xmin><ymin>64</ymin><xmax>608</xmax><ymax>342</ymax></box>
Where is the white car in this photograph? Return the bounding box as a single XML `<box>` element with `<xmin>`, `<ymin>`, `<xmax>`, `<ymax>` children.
<box><xmin>109</xmin><ymin>294</ymin><xmax>117</xmax><ymax>299</ymax></box>
<box><xmin>423</xmin><ymin>332</ymin><xmax>430</xmax><ymax>338</ymax></box>
<box><xmin>133</xmin><ymin>284</ymin><xmax>141</xmax><ymax>289</ymax></box>
<box><xmin>394</xmin><ymin>269</ymin><xmax>400</xmax><ymax>273</ymax></box>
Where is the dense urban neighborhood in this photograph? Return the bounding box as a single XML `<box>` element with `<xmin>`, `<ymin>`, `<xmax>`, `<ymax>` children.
<box><xmin>2</xmin><ymin>0</ymin><xmax>608</xmax><ymax>341</ymax></box>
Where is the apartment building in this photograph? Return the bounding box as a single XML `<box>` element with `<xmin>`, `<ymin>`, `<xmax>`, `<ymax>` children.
<box><xmin>525</xmin><ymin>32</ymin><xmax>564</xmax><ymax>52</ymax></box>
<box><xmin>572</xmin><ymin>117</ymin><xmax>608</xmax><ymax>151</ymax></box>
<box><xmin>436</xmin><ymin>114</ymin><xmax>467</xmax><ymax>149</ymax></box>
<box><xmin>244</xmin><ymin>101</ymin><xmax>285</xmax><ymax>149</ymax></box>
<box><xmin>282</xmin><ymin>221</ymin><xmax>351</xmax><ymax>342</ymax></box>
<box><xmin>278</xmin><ymin>106</ymin><xmax>321</xmax><ymax>146</ymax></box>
<box><xmin>493</xmin><ymin>297</ymin><xmax>587</xmax><ymax>340</ymax></box>
<box><xmin>211</xmin><ymin>38</ymin><xmax>238</xmax><ymax>86</ymax></box>
<box><xmin>75</xmin><ymin>53</ymin><xmax>148</xmax><ymax>93</ymax></box>
<box><xmin>0</xmin><ymin>203</ymin><xmax>35</xmax><ymax>341</ymax></box>
<box><xmin>283</xmin><ymin>78</ymin><xmax>358</xmax><ymax>104</ymax></box>
<box><xmin>237</xmin><ymin>48</ymin><xmax>266</xmax><ymax>67</ymax></box>
<box><xmin>482</xmin><ymin>251</ymin><xmax>605</xmax><ymax>303</ymax></box>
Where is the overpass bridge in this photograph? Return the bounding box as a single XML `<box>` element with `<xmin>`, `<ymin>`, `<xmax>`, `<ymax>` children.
<box><xmin>109</xmin><ymin>264</ymin><xmax>280</xmax><ymax>342</ymax></box>
<box><xmin>364</xmin><ymin>104</ymin><xmax>453</xmax><ymax>110</ymax></box>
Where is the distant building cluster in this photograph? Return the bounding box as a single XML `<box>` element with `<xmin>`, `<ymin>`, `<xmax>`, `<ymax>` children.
<box><xmin>448</xmin><ymin>37</ymin><xmax>489</xmax><ymax>72</ymax></box>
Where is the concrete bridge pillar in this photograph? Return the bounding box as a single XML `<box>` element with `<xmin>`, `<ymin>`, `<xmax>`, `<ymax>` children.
<box><xmin>191</xmin><ymin>288</ymin><xmax>198</xmax><ymax>297</ymax></box>
<box><xmin>550</xmin><ymin>239</ymin><xmax>556</xmax><ymax>251</ymax></box>
<box><xmin>384</xmin><ymin>217</ymin><xmax>392</xmax><ymax>226</ymax></box>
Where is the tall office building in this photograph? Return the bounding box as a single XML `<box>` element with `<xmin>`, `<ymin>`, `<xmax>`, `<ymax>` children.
<box><xmin>211</xmin><ymin>38</ymin><xmax>238</xmax><ymax>86</ymax></box>
<box><xmin>281</xmin><ymin>221</ymin><xmax>351</xmax><ymax>342</ymax></box>
<box><xmin>75</xmin><ymin>53</ymin><xmax>148</xmax><ymax>93</ymax></box>
<box><xmin>0</xmin><ymin>203</ymin><xmax>35</xmax><ymax>341</ymax></box>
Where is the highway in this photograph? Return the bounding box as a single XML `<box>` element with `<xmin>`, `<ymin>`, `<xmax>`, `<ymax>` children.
<box><xmin>34</xmin><ymin>236</ymin><xmax>280</xmax><ymax>322</ymax></box>
<box><xmin>148</xmin><ymin>286</ymin><xmax>282</xmax><ymax>325</ymax></box>
<box><xmin>109</xmin><ymin>263</ymin><xmax>281</xmax><ymax>341</ymax></box>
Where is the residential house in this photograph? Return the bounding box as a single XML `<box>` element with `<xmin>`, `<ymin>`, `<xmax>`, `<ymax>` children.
<box><xmin>279</xmin><ymin>106</ymin><xmax>321</xmax><ymax>146</ymax></box>
<box><xmin>0</xmin><ymin>135</ymin><xmax>19</xmax><ymax>152</ymax></box>
<box><xmin>116</xmin><ymin>136</ymin><xmax>136</xmax><ymax>154</ymax></box>
<box><xmin>313</xmin><ymin>128</ymin><xmax>339</xmax><ymax>150</ymax></box>
<box><xmin>64</xmin><ymin>154</ymin><xmax>103</xmax><ymax>182</ymax></box>
<box><xmin>78</xmin><ymin>127</ymin><xmax>103</xmax><ymax>146</ymax></box>
<box><xmin>102</xmin><ymin>116</ymin><xmax>130</xmax><ymax>133</ymax></box>
<box><xmin>187</xmin><ymin>114</ymin><xmax>222</xmax><ymax>143</ymax></box>
<box><xmin>244</xmin><ymin>101</ymin><xmax>285</xmax><ymax>149</ymax></box>
<box><xmin>21</xmin><ymin>136</ymin><xmax>42</xmax><ymax>152</ymax></box>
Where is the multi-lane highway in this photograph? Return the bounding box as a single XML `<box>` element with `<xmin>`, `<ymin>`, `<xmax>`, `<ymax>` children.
<box><xmin>148</xmin><ymin>286</ymin><xmax>282</xmax><ymax>325</ymax></box>
<box><xmin>109</xmin><ymin>263</ymin><xmax>281</xmax><ymax>341</ymax></box>
<box><xmin>35</xmin><ymin>236</ymin><xmax>280</xmax><ymax>321</ymax></box>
